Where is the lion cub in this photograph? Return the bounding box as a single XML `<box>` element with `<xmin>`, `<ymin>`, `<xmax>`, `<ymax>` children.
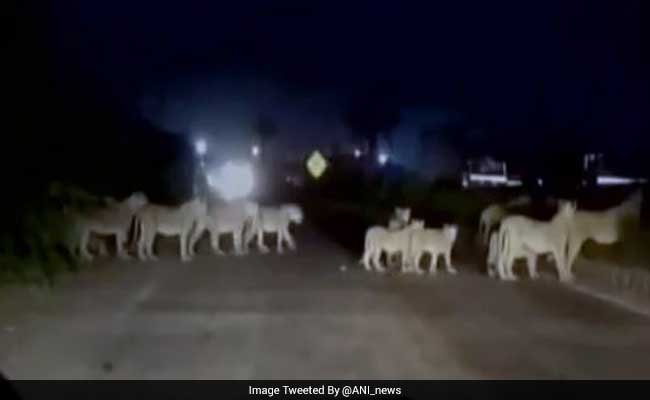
<box><xmin>408</xmin><ymin>224</ymin><xmax>459</xmax><ymax>275</ymax></box>
<box><xmin>361</xmin><ymin>220</ymin><xmax>424</xmax><ymax>273</ymax></box>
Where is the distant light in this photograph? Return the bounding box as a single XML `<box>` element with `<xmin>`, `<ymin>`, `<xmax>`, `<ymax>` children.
<box><xmin>353</xmin><ymin>148</ymin><xmax>362</xmax><ymax>158</ymax></box>
<box><xmin>251</xmin><ymin>145</ymin><xmax>260</xmax><ymax>157</ymax></box>
<box><xmin>465</xmin><ymin>173</ymin><xmax>522</xmax><ymax>187</ymax></box>
<box><xmin>377</xmin><ymin>152</ymin><xmax>389</xmax><ymax>166</ymax></box>
<box><xmin>537</xmin><ymin>178</ymin><xmax>544</xmax><ymax>186</ymax></box>
<box><xmin>194</xmin><ymin>138</ymin><xmax>207</xmax><ymax>156</ymax></box>
<box><xmin>596</xmin><ymin>175</ymin><xmax>647</xmax><ymax>186</ymax></box>
<box><xmin>468</xmin><ymin>173</ymin><xmax>507</xmax><ymax>184</ymax></box>
<box><xmin>461</xmin><ymin>176</ymin><xmax>469</xmax><ymax>188</ymax></box>
<box><xmin>207</xmin><ymin>161</ymin><xmax>254</xmax><ymax>201</ymax></box>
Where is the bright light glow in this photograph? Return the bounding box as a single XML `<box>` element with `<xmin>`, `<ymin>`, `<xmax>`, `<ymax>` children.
<box><xmin>353</xmin><ymin>148</ymin><xmax>362</xmax><ymax>158</ymax></box>
<box><xmin>207</xmin><ymin>161</ymin><xmax>254</xmax><ymax>201</ymax></box>
<box><xmin>377</xmin><ymin>152</ymin><xmax>389</xmax><ymax>165</ymax></box>
<box><xmin>537</xmin><ymin>178</ymin><xmax>544</xmax><ymax>186</ymax></box>
<box><xmin>251</xmin><ymin>145</ymin><xmax>260</xmax><ymax>157</ymax></box>
<box><xmin>468</xmin><ymin>173</ymin><xmax>507</xmax><ymax>184</ymax></box>
<box><xmin>194</xmin><ymin>138</ymin><xmax>207</xmax><ymax>156</ymax></box>
<box><xmin>596</xmin><ymin>175</ymin><xmax>647</xmax><ymax>186</ymax></box>
<box><xmin>466</xmin><ymin>173</ymin><xmax>522</xmax><ymax>187</ymax></box>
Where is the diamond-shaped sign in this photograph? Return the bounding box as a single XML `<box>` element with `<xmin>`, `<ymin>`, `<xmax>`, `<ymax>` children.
<box><xmin>306</xmin><ymin>150</ymin><xmax>328</xmax><ymax>179</ymax></box>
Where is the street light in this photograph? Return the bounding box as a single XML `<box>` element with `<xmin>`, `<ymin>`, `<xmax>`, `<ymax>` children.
<box><xmin>353</xmin><ymin>148</ymin><xmax>362</xmax><ymax>158</ymax></box>
<box><xmin>377</xmin><ymin>152</ymin><xmax>389</xmax><ymax>166</ymax></box>
<box><xmin>193</xmin><ymin>138</ymin><xmax>208</xmax><ymax>197</ymax></box>
<box><xmin>251</xmin><ymin>144</ymin><xmax>260</xmax><ymax>158</ymax></box>
<box><xmin>194</xmin><ymin>138</ymin><xmax>207</xmax><ymax>157</ymax></box>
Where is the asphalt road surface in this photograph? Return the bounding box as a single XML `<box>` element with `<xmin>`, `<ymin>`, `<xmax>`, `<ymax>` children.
<box><xmin>1</xmin><ymin>224</ymin><xmax>650</xmax><ymax>379</ymax></box>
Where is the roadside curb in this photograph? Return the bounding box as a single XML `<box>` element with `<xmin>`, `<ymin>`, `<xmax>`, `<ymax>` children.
<box><xmin>572</xmin><ymin>259</ymin><xmax>650</xmax><ymax>318</ymax></box>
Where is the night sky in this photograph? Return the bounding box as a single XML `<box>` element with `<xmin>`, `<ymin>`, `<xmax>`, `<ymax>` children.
<box><xmin>9</xmin><ymin>0</ymin><xmax>650</xmax><ymax>187</ymax></box>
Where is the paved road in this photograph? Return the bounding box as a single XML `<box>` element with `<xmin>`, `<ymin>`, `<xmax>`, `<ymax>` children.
<box><xmin>1</xmin><ymin>224</ymin><xmax>649</xmax><ymax>379</ymax></box>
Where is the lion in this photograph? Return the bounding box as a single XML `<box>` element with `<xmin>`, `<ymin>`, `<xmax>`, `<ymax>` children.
<box><xmin>478</xmin><ymin>195</ymin><xmax>531</xmax><ymax>245</ymax></box>
<box><xmin>388</xmin><ymin>207</ymin><xmax>411</xmax><ymax>230</ymax></box>
<box><xmin>200</xmin><ymin>200</ymin><xmax>259</xmax><ymax>255</ymax></box>
<box><xmin>497</xmin><ymin>200</ymin><xmax>576</xmax><ymax>282</ymax></box>
<box><xmin>408</xmin><ymin>224</ymin><xmax>459</xmax><ymax>275</ymax></box>
<box><xmin>360</xmin><ymin>220</ymin><xmax>424</xmax><ymax>273</ymax></box>
<box><xmin>486</xmin><ymin>230</ymin><xmax>543</xmax><ymax>280</ymax></box>
<box><xmin>133</xmin><ymin>198</ymin><xmax>207</xmax><ymax>262</ymax></box>
<box><xmin>386</xmin><ymin>207</ymin><xmax>412</xmax><ymax>266</ymax></box>
<box><xmin>565</xmin><ymin>190</ymin><xmax>642</xmax><ymax>275</ymax></box>
<box><xmin>69</xmin><ymin>192</ymin><xmax>148</xmax><ymax>261</ymax></box>
<box><xmin>244</xmin><ymin>203</ymin><xmax>303</xmax><ymax>254</ymax></box>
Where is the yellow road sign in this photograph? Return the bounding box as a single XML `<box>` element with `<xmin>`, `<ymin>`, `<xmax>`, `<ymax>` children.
<box><xmin>306</xmin><ymin>150</ymin><xmax>328</xmax><ymax>179</ymax></box>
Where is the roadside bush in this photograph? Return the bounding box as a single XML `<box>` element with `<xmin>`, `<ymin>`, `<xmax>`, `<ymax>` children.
<box><xmin>428</xmin><ymin>188</ymin><xmax>484</xmax><ymax>225</ymax></box>
<box><xmin>0</xmin><ymin>182</ymin><xmax>107</xmax><ymax>285</ymax></box>
<box><xmin>399</xmin><ymin>178</ymin><xmax>432</xmax><ymax>206</ymax></box>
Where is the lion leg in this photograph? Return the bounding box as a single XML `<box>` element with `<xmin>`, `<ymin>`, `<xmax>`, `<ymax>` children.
<box><xmin>137</xmin><ymin>230</ymin><xmax>147</xmax><ymax>261</ymax></box>
<box><xmin>257</xmin><ymin>229</ymin><xmax>270</xmax><ymax>254</ymax></box>
<box><xmin>402</xmin><ymin>252</ymin><xmax>415</xmax><ymax>274</ymax></box>
<box><xmin>501</xmin><ymin>256</ymin><xmax>518</xmax><ymax>281</ymax></box>
<box><xmin>243</xmin><ymin>225</ymin><xmax>252</xmax><ymax>248</ymax></box>
<box><xmin>137</xmin><ymin>240</ymin><xmax>147</xmax><ymax>261</ymax></box>
<box><xmin>136</xmin><ymin>220</ymin><xmax>149</xmax><ymax>261</ymax></box>
<box><xmin>79</xmin><ymin>230</ymin><xmax>94</xmax><ymax>261</ymax></box>
<box><xmin>560</xmin><ymin>240</ymin><xmax>575</xmax><ymax>282</ymax></box>
<box><xmin>503</xmin><ymin>251</ymin><xmax>518</xmax><ymax>280</ymax></box>
<box><xmin>429</xmin><ymin>253</ymin><xmax>439</xmax><ymax>275</ymax></box>
<box><xmin>239</xmin><ymin>224</ymin><xmax>251</xmax><ymax>255</ymax></box>
<box><xmin>276</xmin><ymin>229</ymin><xmax>284</xmax><ymax>254</ymax></box>
<box><xmin>566</xmin><ymin>237</ymin><xmax>583</xmax><ymax>277</ymax></box>
<box><xmin>487</xmin><ymin>262</ymin><xmax>496</xmax><ymax>278</ymax></box>
<box><xmin>552</xmin><ymin>248</ymin><xmax>569</xmax><ymax>282</ymax></box>
<box><xmin>506</xmin><ymin>258</ymin><xmax>518</xmax><ymax>280</ymax></box>
<box><xmin>408</xmin><ymin>252</ymin><xmax>420</xmax><ymax>275</ymax></box>
<box><xmin>209</xmin><ymin>230</ymin><xmax>225</xmax><ymax>255</ymax></box>
<box><xmin>361</xmin><ymin>248</ymin><xmax>373</xmax><ymax>271</ymax></box>
<box><xmin>97</xmin><ymin>239</ymin><xmax>108</xmax><ymax>257</ymax></box>
<box><xmin>115</xmin><ymin>231</ymin><xmax>132</xmax><ymax>260</ymax></box>
<box><xmin>283</xmin><ymin>226</ymin><xmax>296</xmax><ymax>251</ymax></box>
<box><xmin>243</xmin><ymin>222</ymin><xmax>256</xmax><ymax>252</ymax></box>
<box><xmin>180</xmin><ymin>233</ymin><xmax>191</xmax><ymax>262</ymax></box>
<box><xmin>373</xmin><ymin>251</ymin><xmax>386</xmax><ymax>273</ymax></box>
<box><xmin>496</xmin><ymin>256</ymin><xmax>507</xmax><ymax>280</ymax></box>
<box><xmin>240</xmin><ymin>236</ymin><xmax>250</xmax><ymax>255</ymax></box>
<box><xmin>231</xmin><ymin>230</ymin><xmax>243</xmax><ymax>256</ymax></box>
<box><xmin>404</xmin><ymin>252</ymin><xmax>414</xmax><ymax>273</ymax></box>
<box><xmin>400</xmin><ymin>253</ymin><xmax>409</xmax><ymax>273</ymax></box>
<box><xmin>187</xmin><ymin>222</ymin><xmax>203</xmax><ymax>257</ymax></box>
<box><xmin>146</xmin><ymin>232</ymin><xmax>158</xmax><ymax>261</ymax></box>
<box><xmin>526</xmin><ymin>254</ymin><xmax>539</xmax><ymax>279</ymax></box>
<box><xmin>445</xmin><ymin>250</ymin><xmax>457</xmax><ymax>274</ymax></box>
